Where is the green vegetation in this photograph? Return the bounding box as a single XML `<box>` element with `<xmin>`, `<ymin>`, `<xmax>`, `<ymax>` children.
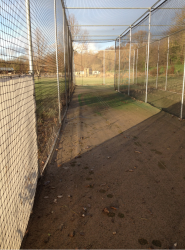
<box><xmin>34</xmin><ymin>77</ymin><xmax>67</xmax><ymax>166</ymax></box>
<box><xmin>76</xmin><ymin>76</ymin><xmax>114</xmax><ymax>86</ymax></box>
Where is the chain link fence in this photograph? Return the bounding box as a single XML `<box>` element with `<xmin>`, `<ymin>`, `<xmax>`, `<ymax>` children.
<box><xmin>0</xmin><ymin>0</ymin><xmax>74</xmax><ymax>249</ymax></box>
<box><xmin>115</xmin><ymin>0</ymin><xmax>185</xmax><ymax>118</ymax></box>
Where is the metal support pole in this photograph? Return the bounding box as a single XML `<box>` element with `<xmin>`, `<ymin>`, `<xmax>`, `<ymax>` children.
<box><xmin>67</xmin><ymin>28</ymin><xmax>70</xmax><ymax>99</ymax></box>
<box><xmin>180</xmin><ymin>54</ymin><xmax>185</xmax><ymax>119</ymax></box>
<box><xmin>103</xmin><ymin>50</ymin><xmax>105</xmax><ymax>85</ymax></box>
<box><xmin>145</xmin><ymin>44</ymin><xmax>147</xmax><ymax>86</ymax></box>
<box><xmin>81</xmin><ymin>51</ymin><xmax>83</xmax><ymax>86</ymax></box>
<box><xmin>133</xmin><ymin>50</ymin><xmax>135</xmax><ymax>84</ymax></box>
<box><xmin>165</xmin><ymin>36</ymin><xmax>169</xmax><ymax>91</ymax></box>
<box><xmin>114</xmin><ymin>40</ymin><xmax>116</xmax><ymax>90</ymax></box>
<box><xmin>128</xmin><ymin>26</ymin><xmax>132</xmax><ymax>95</ymax></box>
<box><xmin>26</xmin><ymin>0</ymin><xmax>34</xmax><ymax>74</ymax></box>
<box><xmin>63</xmin><ymin>7</ymin><xmax>67</xmax><ymax>108</ymax></box>
<box><xmin>156</xmin><ymin>40</ymin><xmax>160</xmax><ymax>89</ymax></box>
<box><xmin>54</xmin><ymin>0</ymin><xmax>61</xmax><ymax>123</ymax></box>
<box><xmin>73</xmin><ymin>50</ymin><xmax>75</xmax><ymax>86</ymax></box>
<box><xmin>71</xmin><ymin>36</ymin><xmax>73</xmax><ymax>87</ymax></box>
<box><xmin>136</xmin><ymin>48</ymin><xmax>138</xmax><ymax>84</ymax></box>
<box><xmin>145</xmin><ymin>8</ymin><xmax>151</xmax><ymax>103</ymax></box>
<box><xmin>118</xmin><ymin>36</ymin><xmax>121</xmax><ymax>92</ymax></box>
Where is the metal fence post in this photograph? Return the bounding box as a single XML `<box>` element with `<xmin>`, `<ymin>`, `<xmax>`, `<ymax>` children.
<box><xmin>26</xmin><ymin>0</ymin><xmax>34</xmax><ymax>74</ymax></box>
<box><xmin>136</xmin><ymin>48</ymin><xmax>138</xmax><ymax>84</ymax></box>
<box><xmin>145</xmin><ymin>8</ymin><xmax>151</xmax><ymax>103</ymax></box>
<box><xmin>73</xmin><ymin>49</ymin><xmax>75</xmax><ymax>86</ymax></box>
<box><xmin>156</xmin><ymin>40</ymin><xmax>160</xmax><ymax>89</ymax></box>
<box><xmin>104</xmin><ymin>50</ymin><xmax>105</xmax><ymax>85</ymax></box>
<box><xmin>118</xmin><ymin>36</ymin><xmax>121</xmax><ymax>92</ymax></box>
<box><xmin>81</xmin><ymin>50</ymin><xmax>83</xmax><ymax>86</ymax></box>
<box><xmin>165</xmin><ymin>36</ymin><xmax>169</xmax><ymax>91</ymax></box>
<box><xmin>133</xmin><ymin>49</ymin><xmax>135</xmax><ymax>84</ymax></box>
<box><xmin>67</xmin><ymin>28</ymin><xmax>70</xmax><ymax>99</ymax></box>
<box><xmin>54</xmin><ymin>0</ymin><xmax>61</xmax><ymax>124</ymax></box>
<box><xmin>114</xmin><ymin>40</ymin><xmax>116</xmax><ymax>90</ymax></box>
<box><xmin>63</xmin><ymin>7</ymin><xmax>67</xmax><ymax>107</ymax></box>
<box><xmin>180</xmin><ymin>54</ymin><xmax>185</xmax><ymax>119</ymax></box>
<box><xmin>128</xmin><ymin>26</ymin><xmax>132</xmax><ymax>95</ymax></box>
<box><xmin>145</xmin><ymin>44</ymin><xmax>147</xmax><ymax>86</ymax></box>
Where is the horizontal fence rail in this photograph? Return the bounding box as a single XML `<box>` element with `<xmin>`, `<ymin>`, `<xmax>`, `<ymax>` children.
<box><xmin>0</xmin><ymin>0</ymin><xmax>74</xmax><ymax>249</ymax></box>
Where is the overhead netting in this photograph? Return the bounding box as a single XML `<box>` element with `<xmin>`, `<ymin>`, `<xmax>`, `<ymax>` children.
<box><xmin>0</xmin><ymin>0</ymin><xmax>74</xmax><ymax>249</ymax></box>
<box><xmin>64</xmin><ymin>0</ymin><xmax>164</xmax><ymax>43</ymax></box>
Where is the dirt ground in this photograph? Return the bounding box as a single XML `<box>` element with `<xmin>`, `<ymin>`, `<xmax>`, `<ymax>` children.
<box><xmin>22</xmin><ymin>86</ymin><xmax>185</xmax><ymax>249</ymax></box>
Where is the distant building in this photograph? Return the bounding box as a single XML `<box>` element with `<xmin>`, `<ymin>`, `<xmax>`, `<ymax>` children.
<box><xmin>84</xmin><ymin>68</ymin><xmax>92</xmax><ymax>77</ymax></box>
<box><xmin>75</xmin><ymin>71</ymin><xmax>84</xmax><ymax>76</ymax></box>
<box><xmin>92</xmin><ymin>71</ymin><xmax>100</xmax><ymax>75</ymax></box>
<box><xmin>0</xmin><ymin>67</ymin><xmax>14</xmax><ymax>74</ymax></box>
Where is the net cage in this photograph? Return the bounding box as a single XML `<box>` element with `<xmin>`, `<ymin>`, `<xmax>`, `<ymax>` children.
<box><xmin>0</xmin><ymin>0</ymin><xmax>74</xmax><ymax>248</ymax></box>
<box><xmin>115</xmin><ymin>0</ymin><xmax>185</xmax><ymax>118</ymax></box>
<box><xmin>1</xmin><ymin>0</ymin><xmax>185</xmax><ymax>249</ymax></box>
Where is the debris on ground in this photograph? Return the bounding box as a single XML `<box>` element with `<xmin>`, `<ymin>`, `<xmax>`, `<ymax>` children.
<box><xmin>107</xmin><ymin>194</ymin><xmax>113</xmax><ymax>198</ymax></box>
<box><xmin>138</xmin><ymin>238</ymin><xmax>148</xmax><ymax>245</ymax></box>
<box><xmin>110</xmin><ymin>206</ymin><xmax>117</xmax><ymax>210</ymax></box>
<box><xmin>152</xmin><ymin>240</ymin><xmax>161</xmax><ymax>247</ymax></box>
<box><xmin>68</xmin><ymin>231</ymin><xmax>75</xmax><ymax>237</ymax></box>
<box><xmin>103</xmin><ymin>208</ymin><xmax>109</xmax><ymax>214</ymax></box>
<box><xmin>118</xmin><ymin>213</ymin><xmax>124</xmax><ymax>218</ymax></box>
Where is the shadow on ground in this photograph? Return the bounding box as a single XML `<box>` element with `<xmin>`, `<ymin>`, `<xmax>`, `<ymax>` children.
<box><xmin>22</xmin><ymin>86</ymin><xmax>185</xmax><ymax>249</ymax></box>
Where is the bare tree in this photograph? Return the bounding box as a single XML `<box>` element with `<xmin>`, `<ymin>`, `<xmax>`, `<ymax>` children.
<box><xmin>68</xmin><ymin>14</ymin><xmax>89</xmax><ymax>52</ymax></box>
<box><xmin>132</xmin><ymin>30</ymin><xmax>148</xmax><ymax>47</ymax></box>
<box><xmin>33</xmin><ymin>28</ymin><xmax>47</xmax><ymax>77</ymax></box>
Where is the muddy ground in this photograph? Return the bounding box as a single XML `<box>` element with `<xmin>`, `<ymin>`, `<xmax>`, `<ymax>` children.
<box><xmin>22</xmin><ymin>86</ymin><xmax>185</xmax><ymax>249</ymax></box>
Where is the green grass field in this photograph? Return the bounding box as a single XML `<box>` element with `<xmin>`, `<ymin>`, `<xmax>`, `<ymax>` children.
<box><xmin>34</xmin><ymin>77</ymin><xmax>67</xmax><ymax>117</ymax></box>
<box><xmin>76</xmin><ymin>76</ymin><xmax>114</xmax><ymax>86</ymax></box>
<box><xmin>34</xmin><ymin>77</ymin><xmax>67</xmax><ymax>166</ymax></box>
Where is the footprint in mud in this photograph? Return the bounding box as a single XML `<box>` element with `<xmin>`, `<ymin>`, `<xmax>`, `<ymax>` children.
<box><xmin>107</xmin><ymin>194</ymin><xmax>113</xmax><ymax>198</ymax></box>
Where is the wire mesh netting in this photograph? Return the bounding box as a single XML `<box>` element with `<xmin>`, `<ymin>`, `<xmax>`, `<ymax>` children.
<box><xmin>74</xmin><ymin>49</ymin><xmax>115</xmax><ymax>86</ymax></box>
<box><xmin>115</xmin><ymin>0</ymin><xmax>185</xmax><ymax>118</ymax></box>
<box><xmin>1</xmin><ymin>0</ymin><xmax>185</xmax><ymax>249</ymax></box>
<box><xmin>0</xmin><ymin>0</ymin><xmax>74</xmax><ymax>249</ymax></box>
